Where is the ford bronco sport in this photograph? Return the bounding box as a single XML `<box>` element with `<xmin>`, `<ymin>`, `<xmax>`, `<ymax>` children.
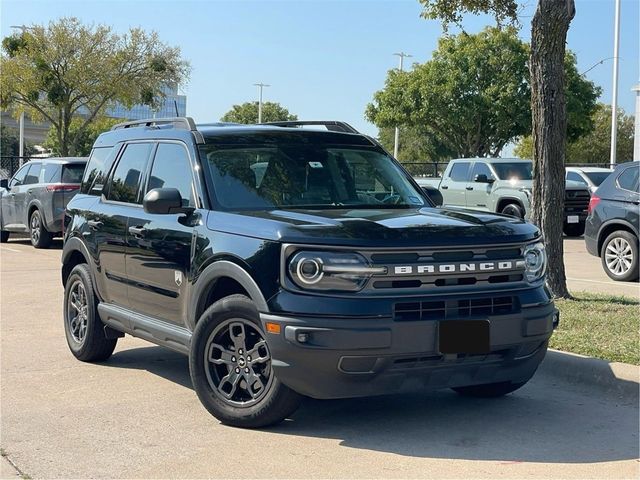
<box><xmin>62</xmin><ymin>118</ymin><xmax>557</xmax><ymax>428</ymax></box>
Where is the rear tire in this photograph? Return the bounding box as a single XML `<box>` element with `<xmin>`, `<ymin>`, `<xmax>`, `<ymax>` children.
<box><xmin>500</xmin><ymin>203</ymin><xmax>524</xmax><ymax>219</ymax></box>
<box><xmin>601</xmin><ymin>230</ymin><xmax>639</xmax><ymax>282</ymax></box>
<box><xmin>452</xmin><ymin>380</ymin><xmax>529</xmax><ymax>398</ymax></box>
<box><xmin>0</xmin><ymin>231</ymin><xmax>8</xmax><ymax>243</ymax></box>
<box><xmin>64</xmin><ymin>264</ymin><xmax>117</xmax><ymax>362</ymax></box>
<box><xmin>190</xmin><ymin>294</ymin><xmax>302</xmax><ymax>428</ymax></box>
<box><xmin>29</xmin><ymin>209</ymin><xmax>52</xmax><ymax>248</ymax></box>
<box><xmin>563</xmin><ymin>222</ymin><xmax>585</xmax><ymax>237</ymax></box>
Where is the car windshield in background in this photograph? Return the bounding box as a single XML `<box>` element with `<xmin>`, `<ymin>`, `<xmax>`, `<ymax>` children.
<box><xmin>491</xmin><ymin>162</ymin><xmax>533</xmax><ymax>181</ymax></box>
<box><xmin>200</xmin><ymin>145</ymin><xmax>425</xmax><ymax>210</ymax></box>
<box><xmin>62</xmin><ymin>164</ymin><xmax>86</xmax><ymax>183</ymax></box>
<box><xmin>585</xmin><ymin>171</ymin><xmax>611</xmax><ymax>186</ymax></box>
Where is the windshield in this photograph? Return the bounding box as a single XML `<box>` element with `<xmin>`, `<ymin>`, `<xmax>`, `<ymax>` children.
<box><xmin>200</xmin><ymin>145</ymin><xmax>425</xmax><ymax>210</ymax></box>
<box><xmin>584</xmin><ymin>171</ymin><xmax>611</xmax><ymax>186</ymax></box>
<box><xmin>491</xmin><ymin>162</ymin><xmax>533</xmax><ymax>181</ymax></box>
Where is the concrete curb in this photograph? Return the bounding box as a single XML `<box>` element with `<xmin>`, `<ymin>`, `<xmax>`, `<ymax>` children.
<box><xmin>538</xmin><ymin>349</ymin><xmax>639</xmax><ymax>399</ymax></box>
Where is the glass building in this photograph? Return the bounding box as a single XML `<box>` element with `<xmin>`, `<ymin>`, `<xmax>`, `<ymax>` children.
<box><xmin>107</xmin><ymin>85</ymin><xmax>187</xmax><ymax>120</ymax></box>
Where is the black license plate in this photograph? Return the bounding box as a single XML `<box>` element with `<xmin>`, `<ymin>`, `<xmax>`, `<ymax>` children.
<box><xmin>438</xmin><ymin>320</ymin><xmax>490</xmax><ymax>354</ymax></box>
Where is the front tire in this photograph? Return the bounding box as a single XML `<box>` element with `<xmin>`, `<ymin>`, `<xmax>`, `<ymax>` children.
<box><xmin>64</xmin><ymin>264</ymin><xmax>117</xmax><ymax>361</ymax></box>
<box><xmin>500</xmin><ymin>203</ymin><xmax>524</xmax><ymax>219</ymax></box>
<box><xmin>563</xmin><ymin>222</ymin><xmax>585</xmax><ymax>237</ymax></box>
<box><xmin>29</xmin><ymin>209</ymin><xmax>52</xmax><ymax>248</ymax></box>
<box><xmin>601</xmin><ymin>231</ymin><xmax>639</xmax><ymax>282</ymax></box>
<box><xmin>190</xmin><ymin>294</ymin><xmax>302</xmax><ymax>428</ymax></box>
<box><xmin>452</xmin><ymin>379</ymin><xmax>529</xmax><ymax>398</ymax></box>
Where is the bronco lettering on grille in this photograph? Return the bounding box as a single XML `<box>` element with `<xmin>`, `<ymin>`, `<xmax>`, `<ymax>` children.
<box><xmin>394</xmin><ymin>261</ymin><xmax>516</xmax><ymax>275</ymax></box>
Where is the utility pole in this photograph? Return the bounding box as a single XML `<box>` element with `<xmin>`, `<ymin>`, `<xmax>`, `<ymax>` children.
<box><xmin>609</xmin><ymin>0</ymin><xmax>621</xmax><ymax>169</ymax></box>
<box><xmin>253</xmin><ymin>83</ymin><xmax>270</xmax><ymax>123</ymax></box>
<box><xmin>633</xmin><ymin>83</ymin><xmax>640</xmax><ymax>162</ymax></box>
<box><xmin>392</xmin><ymin>52</ymin><xmax>412</xmax><ymax>159</ymax></box>
<box><xmin>10</xmin><ymin>25</ymin><xmax>34</xmax><ymax>164</ymax></box>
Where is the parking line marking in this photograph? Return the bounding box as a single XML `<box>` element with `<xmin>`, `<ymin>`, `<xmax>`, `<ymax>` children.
<box><xmin>567</xmin><ymin>277</ymin><xmax>639</xmax><ymax>288</ymax></box>
<box><xmin>0</xmin><ymin>246</ymin><xmax>21</xmax><ymax>253</ymax></box>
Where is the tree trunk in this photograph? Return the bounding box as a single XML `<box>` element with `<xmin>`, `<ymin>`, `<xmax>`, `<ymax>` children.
<box><xmin>530</xmin><ymin>0</ymin><xmax>575</xmax><ymax>299</ymax></box>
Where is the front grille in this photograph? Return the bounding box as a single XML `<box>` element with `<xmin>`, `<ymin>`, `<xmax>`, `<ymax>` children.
<box><xmin>564</xmin><ymin>190</ymin><xmax>590</xmax><ymax>213</ymax></box>
<box><xmin>394</xmin><ymin>296</ymin><xmax>519</xmax><ymax>322</ymax></box>
<box><xmin>361</xmin><ymin>243</ymin><xmax>527</xmax><ymax>293</ymax></box>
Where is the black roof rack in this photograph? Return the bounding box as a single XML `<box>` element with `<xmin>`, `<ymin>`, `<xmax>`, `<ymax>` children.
<box><xmin>111</xmin><ymin>117</ymin><xmax>198</xmax><ymax>132</ymax></box>
<box><xmin>263</xmin><ymin>121</ymin><xmax>359</xmax><ymax>134</ymax></box>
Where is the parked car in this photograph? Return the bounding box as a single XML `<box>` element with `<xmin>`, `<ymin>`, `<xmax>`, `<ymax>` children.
<box><xmin>61</xmin><ymin>118</ymin><xmax>557</xmax><ymax>428</ymax></box>
<box><xmin>416</xmin><ymin>158</ymin><xmax>592</xmax><ymax>237</ymax></box>
<box><xmin>584</xmin><ymin>162</ymin><xmax>639</xmax><ymax>282</ymax></box>
<box><xmin>566</xmin><ymin>166</ymin><xmax>612</xmax><ymax>193</ymax></box>
<box><xmin>0</xmin><ymin>157</ymin><xmax>88</xmax><ymax>247</ymax></box>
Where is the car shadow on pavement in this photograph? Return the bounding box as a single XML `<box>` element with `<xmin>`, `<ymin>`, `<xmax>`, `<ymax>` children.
<box><xmin>106</xmin><ymin>345</ymin><xmax>639</xmax><ymax>465</ymax></box>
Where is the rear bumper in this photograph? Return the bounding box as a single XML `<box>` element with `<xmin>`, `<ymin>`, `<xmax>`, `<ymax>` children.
<box><xmin>260</xmin><ymin>298</ymin><xmax>557</xmax><ymax>399</ymax></box>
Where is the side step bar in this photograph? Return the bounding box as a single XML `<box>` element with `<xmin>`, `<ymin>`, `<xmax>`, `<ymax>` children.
<box><xmin>97</xmin><ymin>303</ymin><xmax>192</xmax><ymax>355</ymax></box>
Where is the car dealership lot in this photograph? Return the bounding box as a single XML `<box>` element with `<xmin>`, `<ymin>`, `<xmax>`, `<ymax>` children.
<box><xmin>1</xmin><ymin>239</ymin><xmax>638</xmax><ymax>479</ymax></box>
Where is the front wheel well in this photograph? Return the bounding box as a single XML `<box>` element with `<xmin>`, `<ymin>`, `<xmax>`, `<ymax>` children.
<box><xmin>195</xmin><ymin>276</ymin><xmax>250</xmax><ymax>322</ymax></box>
<box><xmin>62</xmin><ymin>250</ymin><xmax>88</xmax><ymax>286</ymax></box>
<box><xmin>598</xmin><ymin>223</ymin><xmax>638</xmax><ymax>256</ymax></box>
<box><xmin>496</xmin><ymin>198</ymin><xmax>524</xmax><ymax>213</ymax></box>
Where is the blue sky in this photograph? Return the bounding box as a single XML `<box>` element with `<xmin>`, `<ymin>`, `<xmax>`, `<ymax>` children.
<box><xmin>2</xmin><ymin>0</ymin><xmax>638</xmax><ymax>137</ymax></box>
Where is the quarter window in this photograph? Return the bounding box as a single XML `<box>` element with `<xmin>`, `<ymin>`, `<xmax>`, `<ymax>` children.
<box><xmin>106</xmin><ymin>143</ymin><xmax>153</xmax><ymax>204</ymax></box>
<box><xmin>146</xmin><ymin>143</ymin><xmax>195</xmax><ymax>207</ymax></box>
<box><xmin>617</xmin><ymin>166</ymin><xmax>639</xmax><ymax>193</ymax></box>
<box><xmin>449</xmin><ymin>162</ymin><xmax>471</xmax><ymax>182</ymax></box>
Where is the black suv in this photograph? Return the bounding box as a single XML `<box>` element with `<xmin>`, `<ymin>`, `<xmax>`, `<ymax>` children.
<box><xmin>62</xmin><ymin>118</ymin><xmax>557</xmax><ymax>428</ymax></box>
<box><xmin>585</xmin><ymin>162</ymin><xmax>639</xmax><ymax>282</ymax></box>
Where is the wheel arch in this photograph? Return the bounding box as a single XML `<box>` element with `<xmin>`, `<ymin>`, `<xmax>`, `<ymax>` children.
<box><xmin>189</xmin><ymin>260</ymin><xmax>269</xmax><ymax>332</ymax></box>
<box><xmin>496</xmin><ymin>196</ymin><xmax>525</xmax><ymax>214</ymax></box>
<box><xmin>597</xmin><ymin>220</ymin><xmax>639</xmax><ymax>256</ymax></box>
<box><xmin>61</xmin><ymin>237</ymin><xmax>92</xmax><ymax>286</ymax></box>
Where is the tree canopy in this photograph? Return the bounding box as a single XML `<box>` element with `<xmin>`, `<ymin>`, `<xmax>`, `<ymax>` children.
<box><xmin>515</xmin><ymin>104</ymin><xmax>635</xmax><ymax>163</ymax></box>
<box><xmin>377</xmin><ymin>126</ymin><xmax>455</xmax><ymax>163</ymax></box>
<box><xmin>366</xmin><ymin>27</ymin><xmax>600</xmax><ymax>160</ymax></box>
<box><xmin>0</xmin><ymin>17</ymin><xmax>190</xmax><ymax>156</ymax></box>
<box><xmin>0</xmin><ymin>125</ymin><xmax>35</xmax><ymax>157</ymax></box>
<box><xmin>221</xmin><ymin>101</ymin><xmax>297</xmax><ymax>124</ymax></box>
<box><xmin>44</xmin><ymin>116</ymin><xmax>121</xmax><ymax>157</ymax></box>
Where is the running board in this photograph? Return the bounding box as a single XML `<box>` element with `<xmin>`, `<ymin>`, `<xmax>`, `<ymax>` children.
<box><xmin>97</xmin><ymin>303</ymin><xmax>192</xmax><ymax>355</ymax></box>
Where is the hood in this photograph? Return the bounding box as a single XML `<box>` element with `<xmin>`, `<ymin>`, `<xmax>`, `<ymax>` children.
<box><xmin>206</xmin><ymin>207</ymin><xmax>541</xmax><ymax>248</ymax></box>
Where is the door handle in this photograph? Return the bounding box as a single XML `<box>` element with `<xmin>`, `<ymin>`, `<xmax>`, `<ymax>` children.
<box><xmin>87</xmin><ymin>220</ymin><xmax>103</xmax><ymax>230</ymax></box>
<box><xmin>128</xmin><ymin>225</ymin><xmax>146</xmax><ymax>237</ymax></box>
<box><xmin>8</xmin><ymin>192</ymin><xmax>16</xmax><ymax>197</ymax></box>
<box><xmin>466</xmin><ymin>186</ymin><xmax>473</xmax><ymax>191</ymax></box>
<box><xmin>27</xmin><ymin>189</ymin><xmax>34</xmax><ymax>194</ymax></box>
<box><xmin>441</xmin><ymin>185</ymin><xmax>449</xmax><ymax>190</ymax></box>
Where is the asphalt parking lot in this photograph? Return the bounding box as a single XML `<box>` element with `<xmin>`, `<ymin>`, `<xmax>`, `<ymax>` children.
<box><xmin>1</xmin><ymin>238</ymin><xmax>638</xmax><ymax>479</ymax></box>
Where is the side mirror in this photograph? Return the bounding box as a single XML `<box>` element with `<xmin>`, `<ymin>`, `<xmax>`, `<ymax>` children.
<box><xmin>143</xmin><ymin>188</ymin><xmax>194</xmax><ymax>215</ymax></box>
<box><xmin>474</xmin><ymin>174</ymin><xmax>494</xmax><ymax>184</ymax></box>
<box><xmin>0</xmin><ymin>179</ymin><xmax>8</xmax><ymax>189</ymax></box>
<box><xmin>421</xmin><ymin>186</ymin><xmax>443</xmax><ymax>207</ymax></box>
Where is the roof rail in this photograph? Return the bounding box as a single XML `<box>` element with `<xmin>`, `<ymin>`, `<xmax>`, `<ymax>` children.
<box><xmin>111</xmin><ymin>117</ymin><xmax>198</xmax><ymax>132</ymax></box>
<box><xmin>263</xmin><ymin>120</ymin><xmax>359</xmax><ymax>134</ymax></box>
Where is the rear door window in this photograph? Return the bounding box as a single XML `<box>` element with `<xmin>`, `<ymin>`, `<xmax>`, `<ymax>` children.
<box><xmin>106</xmin><ymin>143</ymin><xmax>153</xmax><ymax>204</ymax></box>
<box><xmin>62</xmin><ymin>164</ymin><xmax>86</xmax><ymax>184</ymax></box>
<box><xmin>449</xmin><ymin>162</ymin><xmax>471</xmax><ymax>182</ymax></box>
<box><xmin>42</xmin><ymin>163</ymin><xmax>62</xmax><ymax>183</ymax></box>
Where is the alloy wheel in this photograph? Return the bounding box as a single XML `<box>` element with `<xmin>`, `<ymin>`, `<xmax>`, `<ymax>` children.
<box><xmin>30</xmin><ymin>212</ymin><xmax>41</xmax><ymax>244</ymax></box>
<box><xmin>204</xmin><ymin>319</ymin><xmax>273</xmax><ymax>407</ymax></box>
<box><xmin>67</xmin><ymin>280</ymin><xmax>89</xmax><ymax>343</ymax></box>
<box><xmin>604</xmin><ymin>237</ymin><xmax>634</xmax><ymax>276</ymax></box>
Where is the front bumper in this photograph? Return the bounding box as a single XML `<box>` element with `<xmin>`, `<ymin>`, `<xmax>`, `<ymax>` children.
<box><xmin>260</xmin><ymin>294</ymin><xmax>557</xmax><ymax>399</ymax></box>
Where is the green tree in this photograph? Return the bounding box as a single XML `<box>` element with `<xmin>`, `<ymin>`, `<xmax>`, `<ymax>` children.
<box><xmin>221</xmin><ymin>101</ymin><xmax>297</xmax><ymax>124</ymax></box>
<box><xmin>0</xmin><ymin>17</ymin><xmax>190</xmax><ymax>156</ymax></box>
<box><xmin>0</xmin><ymin>125</ymin><xmax>35</xmax><ymax>157</ymax></box>
<box><xmin>377</xmin><ymin>126</ymin><xmax>455</xmax><ymax>163</ymax></box>
<box><xmin>515</xmin><ymin>104</ymin><xmax>635</xmax><ymax>163</ymax></box>
<box><xmin>418</xmin><ymin>0</ymin><xmax>580</xmax><ymax>299</ymax></box>
<box><xmin>366</xmin><ymin>27</ymin><xmax>599</xmax><ymax>160</ymax></box>
<box><xmin>44</xmin><ymin>116</ymin><xmax>121</xmax><ymax>156</ymax></box>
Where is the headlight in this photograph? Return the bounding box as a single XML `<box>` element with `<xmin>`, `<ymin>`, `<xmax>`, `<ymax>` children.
<box><xmin>523</xmin><ymin>242</ymin><xmax>546</xmax><ymax>282</ymax></box>
<box><xmin>288</xmin><ymin>251</ymin><xmax>386</xmax><ymax>291</ymax></box>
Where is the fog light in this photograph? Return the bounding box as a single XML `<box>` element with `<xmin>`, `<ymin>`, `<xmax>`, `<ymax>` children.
<box><xmin>297</xmin><ymin>332</ymin><xmax>309</xmax><ymax>343</ymax></box>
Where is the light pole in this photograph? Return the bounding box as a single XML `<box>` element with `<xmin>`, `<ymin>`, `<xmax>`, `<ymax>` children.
<box><xmin>392</xmin><ymin>52</ymin><xmax>412</xmax><ymax>159</ymax></box>
<box><xmin>633</xmin><ymin>83</ymin><xmax>640</xmax><ymax>162</ymax></box>
<box><xmin>609</xmin><ymin>0</ymin><xmax>621</xmax><ymax>169</ymax></box>
<box><xmin>10</xmin><ymin>25</ymin><xmax>34</xmax><ymax>163</ymax></box>
<box><xmin>253</xmin><ymin>83</ymin><xmax>270</xmax><ymax>123</ymax></box>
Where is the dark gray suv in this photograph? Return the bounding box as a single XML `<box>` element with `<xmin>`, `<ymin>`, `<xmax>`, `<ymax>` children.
<box><xmin>0</xmin><ymin>157</ymin><xmax>87</xmax><ymax>248</ymax></box>
<box><xmin>585</xmin><ymin>161</ymin><xmax>639</xmax><ymax>282</ymax></box>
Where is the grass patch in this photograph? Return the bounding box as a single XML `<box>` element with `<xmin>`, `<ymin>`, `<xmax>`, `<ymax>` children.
<box><xmin>551</xmin><ymin>292</ymin><xmax>639</xmax><ymax>365</ymax></box>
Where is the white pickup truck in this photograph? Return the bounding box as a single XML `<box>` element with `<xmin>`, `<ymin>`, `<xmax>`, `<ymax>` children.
<box><xmin>416</xmin><ymin>158</ymin><xmax>592</xmax><ymax>237</ymax></box>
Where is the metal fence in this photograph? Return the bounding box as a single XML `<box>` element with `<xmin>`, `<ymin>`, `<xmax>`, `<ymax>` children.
<box><xmin>0</xmin><ymin>156</ymin><xmax>32</xmax><ymax>179</ymax></box>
